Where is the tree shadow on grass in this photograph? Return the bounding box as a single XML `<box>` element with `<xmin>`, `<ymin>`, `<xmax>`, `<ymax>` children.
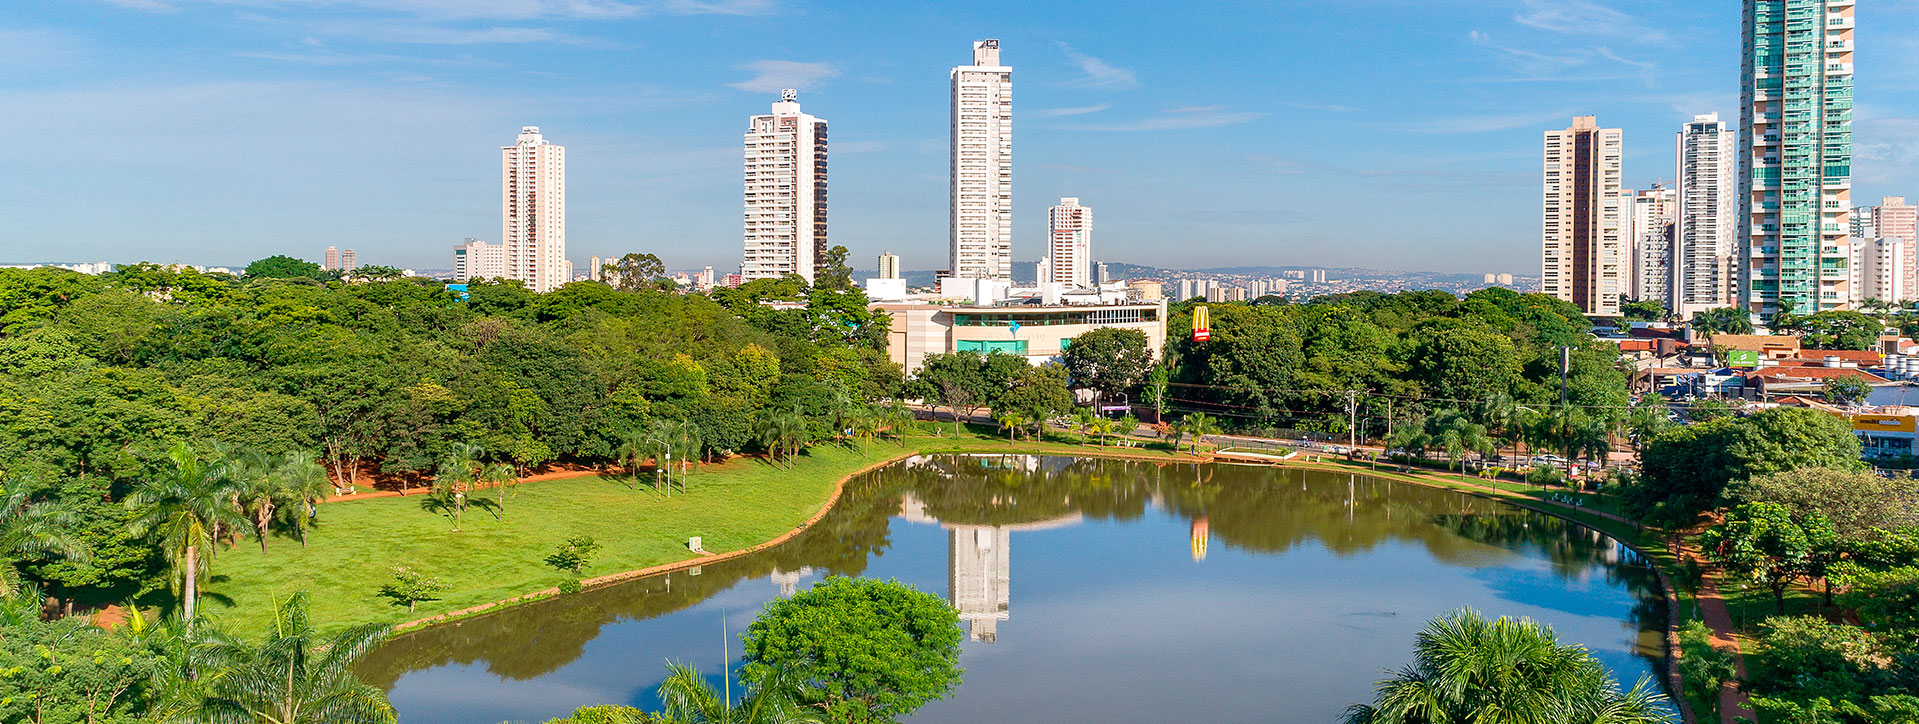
<box><xmin>419</xmin><ymin>495</ymin><xmax>503</xmax><ymax>523</ymax></box>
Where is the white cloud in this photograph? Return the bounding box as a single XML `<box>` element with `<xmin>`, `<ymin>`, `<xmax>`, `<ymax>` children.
<box><xmin>1513</xmin><ymin>0</ymin><xmax>1669</xmax><ymax>44</ymax></box>
<box><xmin>728</xmin><ymin>60</ymin><xmax>838</xmax><ymax>93</ymax></box>
<box><xmin>1063</xmin><ymin>106</ymin><xmax>1263</xmax><ymax>132</ymax></box>
<box><xmin>1467</xmin><ymin>30</ymin><xmax>1657</xmax><ymax>84</ymax></box>
<box><xmin>1034</xmin><ymin>103</ymin><xmax>1111</xmax><ymax>118</ymax></box>
<box><xmin>1058</xmin><ymin>43</ymin><xmax>1137</xmax><ymax>89</ymax></box>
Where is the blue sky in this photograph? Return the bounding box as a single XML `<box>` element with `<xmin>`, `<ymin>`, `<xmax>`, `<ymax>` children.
<box><xmin>4</xmin><ymin>1</ymin><xmax>1917</xmax><ymax>275</ymax></box>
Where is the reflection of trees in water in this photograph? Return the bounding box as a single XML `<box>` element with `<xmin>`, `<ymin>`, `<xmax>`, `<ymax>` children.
<box><xmin>363</xmin><ymin>456</ymin><xmax>1664</xmax><ymax>691</ymax></box>
<box><xmin>1433</xmin><ymin>511</ymin><xmax>1669</xmax><ymax>679</ymax></box>
<box><xmin>357</xmin><ymin>471</ymin><xmax>908</xmax><ymax>688</ymax></box>
<box><xmin>903</xmin><ymin>455</ymin><xmax>1156</xmax><ymax>526</ymax></box>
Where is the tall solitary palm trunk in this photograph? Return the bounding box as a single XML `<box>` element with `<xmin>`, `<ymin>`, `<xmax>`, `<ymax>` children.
<box><xmin>183</xmin><ymin>544</ymin><xmax>198</xmax><ymax>623</ymax></box>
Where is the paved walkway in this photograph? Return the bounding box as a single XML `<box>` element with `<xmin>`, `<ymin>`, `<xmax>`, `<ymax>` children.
<box><xmin>1684</xmin><ymin>547</ymin><xmax>1757</xmax><ymax>723</ymax></box>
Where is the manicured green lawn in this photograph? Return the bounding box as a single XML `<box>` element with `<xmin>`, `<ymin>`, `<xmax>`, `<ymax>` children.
<box><xmin>205</xmin><ymin>429</ymin><xmax>1190</xmax><ymax>636</ymax></box>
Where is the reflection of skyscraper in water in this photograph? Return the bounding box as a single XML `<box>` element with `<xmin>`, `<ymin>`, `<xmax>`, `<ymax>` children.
<box><xmin>949</xmin><ymin>526</ymin><xmax>1009</xmax><ymax>643</ymax></box>
<box><xmin>770</xmin><ymin>566</ymin><xmax>814</xmax><ymax>598</ymax></box>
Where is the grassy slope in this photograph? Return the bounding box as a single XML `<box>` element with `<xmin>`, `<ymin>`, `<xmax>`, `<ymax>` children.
<box><xmin>207</xmin><ymin>430</ymin><xmax>1188</xmax><ymax>636</ymax></box>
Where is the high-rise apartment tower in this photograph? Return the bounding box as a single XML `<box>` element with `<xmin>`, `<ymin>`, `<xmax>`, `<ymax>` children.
<box><xmin>1542</xmin><ymin>116</ymin><xmax>1625</xmax><ymax>316</ymax></box>
<box><xmin>1739</xmin><ymin>0</ymin><xmax>1853</xmax><ymax>314</ymax></box>
<box><xmin>742</xmin><ymin>89</ymin><xmax>829</xmax><ymax>283</ymax></box>
<box><xmin>1044</xmin><ymin>197</ymin><xmax>1092</xmax><ymax>287</ymax></box>
<box><xmin>1676</xmin><ymin>114</ymin><xmax>1739</xmax><ymax>317</ymax></box>
<box><xmin>502</xmin><ymin>126</ymin><xmax>567</xmax><ymax>293</ymax></box>
<box><xmin>950</xmin><ymin>40</ymin><xmax>1013</xmax><ymax>280</ymax></box>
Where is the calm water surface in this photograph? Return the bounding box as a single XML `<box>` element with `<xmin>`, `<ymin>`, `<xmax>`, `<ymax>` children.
<box><xmin>360</xmin><ymin>455</ymin><xmax>1668</xmax><ymax>723</ymax></box>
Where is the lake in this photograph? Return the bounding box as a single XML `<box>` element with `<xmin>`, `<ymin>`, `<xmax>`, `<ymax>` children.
<box><xmin>360</xmin><ymin>454</ymin><xmax>1669</xmax><ymax>723</ymax></box>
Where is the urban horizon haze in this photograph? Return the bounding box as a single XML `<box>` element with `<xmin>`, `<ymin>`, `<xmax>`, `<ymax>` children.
<box><xmin>5</xmin><ymin>1</ymin><xmax>1919</xmax><ymax>276</ymax></box>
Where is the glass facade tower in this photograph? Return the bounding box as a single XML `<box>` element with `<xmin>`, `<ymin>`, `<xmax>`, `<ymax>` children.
<box><xmin>1739</xmin><ymin>0</ymin><xmax>1854</xmax><ymax>315</ymax></box>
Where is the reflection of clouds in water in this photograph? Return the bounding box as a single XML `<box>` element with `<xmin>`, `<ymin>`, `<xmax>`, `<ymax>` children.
<box><xmin>389</xmin><ymin>663</ymin><xmax>626</xmax><ymax>722</ymax></box>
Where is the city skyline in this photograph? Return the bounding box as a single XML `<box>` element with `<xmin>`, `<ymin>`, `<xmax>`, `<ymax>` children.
<box><xmin>10</xmin><ymin>2</ymin><xmax>1918</xmax><ymax>275</ymax></box>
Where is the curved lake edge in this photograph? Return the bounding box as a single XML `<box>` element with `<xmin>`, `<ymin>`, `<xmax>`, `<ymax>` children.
<box><xmin>378</xmin><ymin>448</ymin><xmax>1692</xmax><ymax>723</ymax></box>
<box><xmin>1270</xmin><ymin>458</ymin><xmax>1694</xmax><ymax>724</ymax></box>
<box><xmin>383</xmin><ymin>443</ymin><xmax>1206</xmax><ymax>636</ymax></box>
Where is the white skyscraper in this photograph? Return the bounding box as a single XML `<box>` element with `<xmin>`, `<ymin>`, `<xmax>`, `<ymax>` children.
<box><xmin>1044</xmin><ymin>197</ymin><xmax>1091</xmax><ymax>287</ymax></box>
<box><xmin>502</xmin><ymin>127</ymin><xmax>567</xmax><ymax>293</ymax></box>
<box><xmin>742</xmin><ymin>89</ymin><xmax>829</xmax><ymax>283</ymax></box>
<box><xmin>1541</xmin><ymin>116</ymin><xmax>1625</xmax><ymax>316</ymax></box>
<box><xmin>877</xmin><ymin>251</ymin><xmax>901</xmax><ymax>279</ymax></box>
<box><xmin>950</xmin><ymin>40</ymin><xmax>1013</xmax><ymax>280</ymax></box>
<box><xmin>1628</xmin><ymin>186</ymin><xmax>1676</xmax><ymax>309</ymax></box>
<box><xmin>1675</xmin><ymin>113</ymin><xmax>1739</xmax><ymax>317</ymax></box>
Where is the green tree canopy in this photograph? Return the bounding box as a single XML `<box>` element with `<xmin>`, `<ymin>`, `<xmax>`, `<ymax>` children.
<box><xmin>1620</xmin><ymin>298</ymin><xmax>1666</xmax><ymax>322</ymax></box>
<box><xmin>244</xmin><ymin>255</ymin><xmax>324</xmax><ymax>280</ymax></box>
<box><xmin>1631</xmin><ymin>407</ymin><xmax>1863</xmax><ymax>525</ymax></box>
<box><xmin>740</xmin><ymin>577</ymin><xmax>963</xmax><ymax>723</ymax></box>
<box><xmin>1799</xmin><ymin>310</ymin><xmax>1884</xmax><ymax>351</ymax></box>
<box><xmin>1061</xmin><ymin>327</ymin><xmax>1153</xmax><ymax>406</ymax></box>
<box><xmin>1405</xmin><ymin>320</ymin><xmax>1522</xmax><ymax>403</ymax></box>
<box><xmin>1723</xmin><ymin>467</ymin><xmax>1919</xmax><ymax>540</ymax></box>
<box><xmin>1701</xmin><ymin>502</ymin><xmax>1836</xmax><ymax>613</ymax></box>
<box><xmin>1822</xmin><ymin>375</ymin><xmax>1872</xmax><ymax>406</ymax></box>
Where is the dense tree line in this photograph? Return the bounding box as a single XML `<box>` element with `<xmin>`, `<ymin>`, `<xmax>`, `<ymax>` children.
<box><xmin>1158</xmin><ymin>288</ymin><xmax>1627</xmax><ymax>435</ymax></box>
<box><xmin>0</xmin><ymin>264</ymin><xmax>898</xmax><ymax>610</ymax></box>
<box><xmin>1627</xmin><ymin>404</ymin><xmax>1919</xmax><ymax>721</ymax></box>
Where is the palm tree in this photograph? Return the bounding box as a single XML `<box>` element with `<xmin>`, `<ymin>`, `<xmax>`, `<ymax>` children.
<box><xmin>128</xmin><ymin>441</ymin><xmax>247</xmax><ymax>624</ymax></box>
<box><xmin>1177</xmin><ymin>412</ymin><xmax>1221</xmax><ymax>454</ymax></box>
<box><xmin>190</xmin><ymin>591</ymin><xmax>398</xmax><ymax>724</ymax></box>
<box><xmin>1085</xmin><ymin>417</ymin><xmax>1117</xmax><ymax>447</ymax></box>
<box><xmin>667</xmin><ymin>419</ymin><xmax>704</xmax><ymax>485</ymax></box>
<box><xmin>1115</xmin><ymin>413</ymin><xmax>1141</xmax><ymax>446</ymax></box>
<box><xmin>275</xmin><ymin>451</ymin><xmax>332</xmax><ymax>549</ymax></box>
<box><xmin>1624</xmin><ymin>394</ymin><xmax>1673</xmax><ymax>455</ymax></box>
<box><xmin>655</xmin><ymin>662</ymin><xmax>821</xmax><ymax>724</ymax></box>
<box><xmin>0</xmin><ymin>475</ymin><xmax>86</xmax><ymax>597</ymax></box>
<box><xmin>1344</xmin><ymin>609</ymin><xmax>1669</xmax><ymax>724</ymax></box>
<box><xmin>614</xmin><ymin>428</ymin><xmax>649</xmax><ymax>489</ymax></box>
<box><xmin>1690</xmin><ymin>306</ymin><xmax>1753</xmax><ymax>366</ymax></box>
<box><xmin>481</xmin><ymin>462</ymin><xmax>518</xmax><ymax>515</ymax></box>
<box><xmin>230</xmin><ymin>449</ymin><xmax>292</xmax><ymax>554</ymax></box>
<box><xmin>757</xmin><ymin>409</ymin><xmax>810</xmax><ymax>469</ymax></box>
<box><xmin>1070</xmin><ymin>407</ymin><xmax>1097</xmax><ymax>442</ymax></box>
<box><xmin>1385</xmin><ymin>416</ymin><xmax>1433</xmax><ymax>472</ymax></box>
<box><xmin>1476</xmin><ymin>393</ymin><xmax>1529</xmax><ymax>467</ymax></box>
<box><xmin>1431</xmin><ymin>411</ymin><xmax>1494</xmax><ymax>480</ymax></box>
<box><xmin>848</xmin><ymin>405</ymin><xmax>882</xmax><ymax>456</ymax></box>
<box><xmin>880</xmin><ymin>401</ymin><xmax>916</xmax><ymax>446</ymax></box>
<box><xmin>994</xmin><ymin>411</ymin><xmax>1027</xmax><ymax>441</ymax></box>
<box><xmin>432</xmin><ymin>442</ymin><xmax>484</xmax><ymax>532</ymax></box>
